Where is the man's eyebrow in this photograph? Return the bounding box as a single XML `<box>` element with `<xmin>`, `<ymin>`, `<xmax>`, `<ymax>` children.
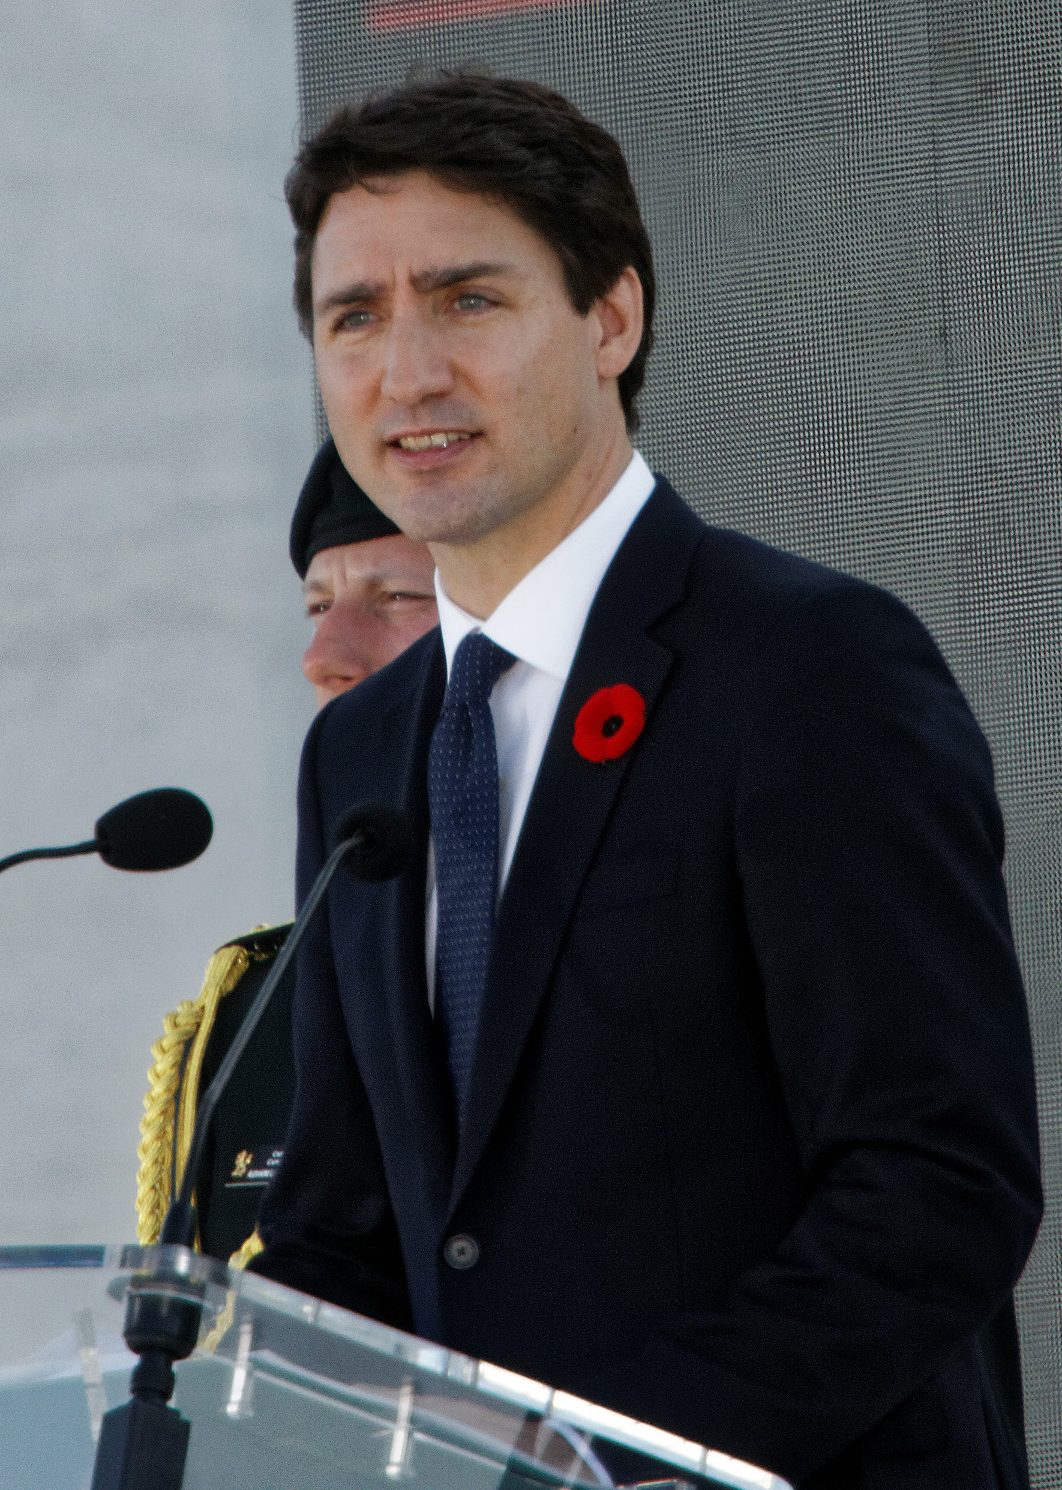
<box><xmin>410</xmin><ymin>260</ymin><xmax>518</xmax><ymax>293</ymax></box>
<box><xmin>304</xmin><ymin>567</ymin><xmax>434</xmax><ymax>592</ymax></box>
<box><xmin>314</xmin><ymin>279</ymin><xmax>384</xmax><ymax>318</ymax></box>
<box><xmin>314</xmin><ymin>261</ymin><xmax>519</xmax><ymax>318</ymax></box>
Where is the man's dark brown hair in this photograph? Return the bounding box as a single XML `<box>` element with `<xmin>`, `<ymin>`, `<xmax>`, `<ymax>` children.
<box><xmin>285</xmin><ymin>72</ymin><xmax>656</xmax><ymax>431</ymax></box>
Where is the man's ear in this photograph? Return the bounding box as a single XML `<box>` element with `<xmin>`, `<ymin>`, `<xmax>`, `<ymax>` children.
<box><xmin>593</xmin><ymin>266</ymin><xmax>644</xmax><ymax>382</ymax></box>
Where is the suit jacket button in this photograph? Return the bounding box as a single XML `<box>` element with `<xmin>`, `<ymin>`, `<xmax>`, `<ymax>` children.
<box><xmin>444</xmin><ymin>1233</ymin><xmax>480</xmax><ymax>1270</ymax></box>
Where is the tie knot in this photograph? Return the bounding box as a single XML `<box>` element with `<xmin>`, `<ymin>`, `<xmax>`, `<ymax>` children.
<box><xmin>447</xmin><ymin>631</ymin><xmax>515</xmax><ymax>709</ymax></box>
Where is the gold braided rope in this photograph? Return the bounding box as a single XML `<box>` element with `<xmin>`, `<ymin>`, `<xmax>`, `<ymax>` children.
<box><xmin>200</xmin><ymin>1230</ymin><xmax>267</xmax><ymax>1355</ymax></box>
<box><xmin>229</xmin><ymin>1229</ymin><xmax>264</xmax><ymax>1270</ymax></box>
<box><xmin>135</xmin><ymin>943</ymin><xmax>251</xmax><ymax>1245</ymax></box>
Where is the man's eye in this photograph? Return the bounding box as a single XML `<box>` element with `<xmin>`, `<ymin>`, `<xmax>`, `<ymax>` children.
<box><xmin>453</xmin><ymin>292</ymin><xmax>493</xmax><ymax>312</ymax></box>
<box><xmin>306</xmin><ymin>600</ymin><xmax>331</xmax><ymax>618</ymax></box>
<box><xmin>336</xmin><ymin>308</ymin><xmax>374</xmax><ymax>331</ymax></box>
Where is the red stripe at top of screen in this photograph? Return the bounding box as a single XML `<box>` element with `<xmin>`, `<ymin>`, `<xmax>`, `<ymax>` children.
<box><xmin>367</xmin><ymin>0</ymin><xmax>598</xmax><ymax>31</ymax></box>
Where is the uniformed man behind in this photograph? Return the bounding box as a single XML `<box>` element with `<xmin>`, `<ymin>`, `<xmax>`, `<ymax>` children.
<box><xmin>135</xmin><ymin>439</ymin><xmax>438</xmax><ymax>1262</ymax></box>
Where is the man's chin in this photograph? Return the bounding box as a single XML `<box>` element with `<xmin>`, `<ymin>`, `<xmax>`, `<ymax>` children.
<box><xmin>380</xmin><ymin>489</ymin><xmax>505</xmax><ymax>550</ymax></box>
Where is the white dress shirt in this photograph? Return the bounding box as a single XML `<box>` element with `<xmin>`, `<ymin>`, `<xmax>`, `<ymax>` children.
<box><xmin>426</xmin><ymin>450</ymin><xmax>656</xmax><ymax>1003</ymax></box>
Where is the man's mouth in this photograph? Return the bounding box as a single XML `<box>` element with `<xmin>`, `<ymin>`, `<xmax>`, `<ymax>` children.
<box><xmin>392</xmin><ymin>431</ymin><xmax>475</xmax><ymax>452</ymax></box>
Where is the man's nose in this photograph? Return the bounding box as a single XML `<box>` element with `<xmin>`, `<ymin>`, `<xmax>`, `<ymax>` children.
<box><xmin>380</xmin><ymin>311</ymin><xmax>454</xmax><ymax>406</ymax></box>
<box><xmin>302</xmin><ymin>607</ymin><xmax>370</xmax><ymax>702</ymax></box>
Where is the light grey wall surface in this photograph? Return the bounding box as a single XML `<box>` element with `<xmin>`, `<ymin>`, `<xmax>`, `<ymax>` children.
<box><xmin>0</xmin><ymin>4</ymin><xmax>314</xmax><ymax>1242</ymax></box>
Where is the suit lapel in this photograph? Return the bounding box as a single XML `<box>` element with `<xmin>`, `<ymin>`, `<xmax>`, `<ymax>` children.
<box><xmin>348</xmin><ymin>635</ymin><xmax>456</xmax><ymax>1195</ymax></box>
<box><xmin>449</xmin><ymin>482</ymin><xmax>706</xmax><ymax>1209</ymax></box>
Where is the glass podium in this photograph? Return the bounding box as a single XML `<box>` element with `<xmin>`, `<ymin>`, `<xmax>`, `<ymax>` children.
<box><xmin>0</xmin><ymin>1245</ymin><xmax>791</xmax><ymax>1490</ymax></box>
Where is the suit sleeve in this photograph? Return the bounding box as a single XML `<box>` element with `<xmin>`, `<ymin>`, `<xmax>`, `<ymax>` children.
<box><xmin>583</xmin><ymin>581</ymin><xmax>1042</xmax><ymax>1481</ymax></box>
<box><xmin>250</xmin><ymin>707</ymin><xmax>413</xmax><ymax>1329</ymax></box>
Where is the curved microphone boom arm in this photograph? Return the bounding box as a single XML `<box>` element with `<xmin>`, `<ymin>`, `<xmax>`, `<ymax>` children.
<box><xmin>161</xmin><ymin>803</ymin><xmax>410</xmax><ymax>1246</ymax></box>
<box><xmin>0</xmin><ymin>840</ymin><xmax>100</xmax><ymax>873</ymax></box>
<box><xmin>90</xmin><ymin>801</ymin><xmax>413</xmax><ymax>1490</ymax></box>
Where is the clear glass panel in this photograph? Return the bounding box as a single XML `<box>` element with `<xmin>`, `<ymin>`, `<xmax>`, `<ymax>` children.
<box><xmin>0</xmin><ymin>1245</ymin><xmax>791</xmax><ymax>1490</ymax></box>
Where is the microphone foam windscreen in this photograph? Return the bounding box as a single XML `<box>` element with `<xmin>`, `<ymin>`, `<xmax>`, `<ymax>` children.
<box><xmin>95</xmin><ymin>788</ymin><xmax>214</xmax><ymax>872</ymax></box>
<box><xmin>334</xmin><ymin>804</ymin><xmax>412</xmax><ymax>882</ymax></box>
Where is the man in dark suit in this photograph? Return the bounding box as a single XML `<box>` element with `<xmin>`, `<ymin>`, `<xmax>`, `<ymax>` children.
<box><xmin>253</xmin><ymin>74</ymin><xmax>1041</xmax><ymax>1488</ymax></box>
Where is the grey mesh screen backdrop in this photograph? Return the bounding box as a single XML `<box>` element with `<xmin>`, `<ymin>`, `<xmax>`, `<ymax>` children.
<box><xmin>292</xmin><ymin>2</ymin><xmax>1061</xmax><ymax>1483</ymax></box>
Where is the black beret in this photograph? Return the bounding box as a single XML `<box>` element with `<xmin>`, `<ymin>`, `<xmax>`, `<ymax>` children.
<box><xmin>289</xmin><ymin>437</ymin><xmax>400</xmax><ymax>578</ymax></box>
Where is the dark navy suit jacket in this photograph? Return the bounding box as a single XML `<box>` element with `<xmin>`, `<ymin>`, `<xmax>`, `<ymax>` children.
<box><xmin>255</xmin><ymin>481</ymin><xmax>1041</xmax><ymax>1488</ymax></box>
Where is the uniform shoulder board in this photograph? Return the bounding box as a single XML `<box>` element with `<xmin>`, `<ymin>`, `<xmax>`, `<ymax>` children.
<box><xmin>219</xmin><ymin>922</ymin><xmax>294</xmax><ymax>960</ymax></box>
<box><xmin>137</xmin><ymin>919</ymin><xmax>293</xmax><ymax>1246</ymax></box>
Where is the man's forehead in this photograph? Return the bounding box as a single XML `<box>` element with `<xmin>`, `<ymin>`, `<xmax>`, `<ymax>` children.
<box><xmin>312</xmin><ymin>172</ymin><xmax>543</xmax><ymax>281</ymax></box>
<box><xmin>304</xmin><ymin>536</ymin><xmax>434</xmax><ymax>589</ymax></box>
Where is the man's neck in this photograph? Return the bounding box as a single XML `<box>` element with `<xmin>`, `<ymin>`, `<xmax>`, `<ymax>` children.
<box><xmin>432</xmin><ymin>435</ymin><xmax>634</xmax><ymax>619</ymax></box>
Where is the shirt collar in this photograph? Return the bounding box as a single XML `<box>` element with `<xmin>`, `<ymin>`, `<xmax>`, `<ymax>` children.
<box><xmin>435</xmin><ymin>450</ymin><xmax>655</xmax><ymax>680</ymax></box>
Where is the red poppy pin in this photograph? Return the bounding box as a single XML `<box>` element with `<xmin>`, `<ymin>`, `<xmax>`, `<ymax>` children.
<box><xmin>572</xmin><ymin>684</ymin><xmax>646</xmax><ymax>764</ymax></box>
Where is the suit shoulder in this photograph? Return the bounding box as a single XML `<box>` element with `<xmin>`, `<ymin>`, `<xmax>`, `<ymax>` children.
<box><xmin>649</xmin><ymin>477</ymin><xmax>900</xmax><ymax>624</ymax></box>
<box><xmin>695</xmin><ymin>521</ymin><xmax>874</xmax><ymax>607</ymax></box>
<box><xmin>684</xmin><ymin>518</ymin><xmax>934</xmax><ymax>655</ymax></box>
<box><xmin>639</xmin><ymin>485</ymin><xmax>952</xmax><ymax>701</ymax></box>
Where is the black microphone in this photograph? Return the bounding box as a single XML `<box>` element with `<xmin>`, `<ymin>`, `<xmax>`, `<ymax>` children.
<box><xmin>0</xmin><ymin>788</ymin><xmax>213</xmax><ymax>875</ymax></box>
<box><xmin>333</xmin><ymin>802</ymin><xmax>413</xmax><ymax>882</ymax></box>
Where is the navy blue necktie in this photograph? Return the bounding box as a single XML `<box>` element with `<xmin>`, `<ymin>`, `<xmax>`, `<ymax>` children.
<box><xmin>429</xmin><ymin>631</ymin><xmax>516</xmax><ymax>1123</ymax></box>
